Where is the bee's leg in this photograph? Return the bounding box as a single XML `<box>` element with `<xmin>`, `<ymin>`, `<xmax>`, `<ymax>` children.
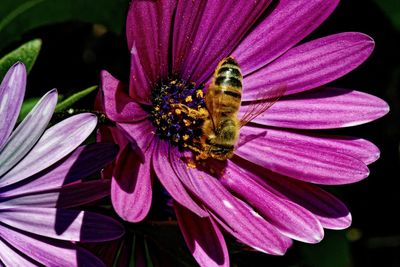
<box><xmin>186</xmin><ymin>143</ymin><xmax>210</xmax><ymax>160</ymax></box>
<box><xmin>170</xmin><ymin>103</ymin><xmax>209</xmax><ymax>119</ymax></box>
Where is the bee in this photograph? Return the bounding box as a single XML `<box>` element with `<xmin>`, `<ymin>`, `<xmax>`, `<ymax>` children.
<box><xmin>174</xmin><ymin>56</ymin><xmax>286</xmax><ymax>160</ymax></box>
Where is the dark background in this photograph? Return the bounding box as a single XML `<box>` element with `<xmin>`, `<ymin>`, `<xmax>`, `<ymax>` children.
<box><xmin>1</xmin><ymin>0</ymin><xmax>399</xmax><ymax>266</ymax></box>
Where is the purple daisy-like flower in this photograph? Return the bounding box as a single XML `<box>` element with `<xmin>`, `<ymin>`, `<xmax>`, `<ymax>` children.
<box><xmin>0</xmin><ymin>63</ymin><xmax>124</xmax><ymax>266</ymax></box>
<box><xmin>97</xmin><ymin>1</ymin><xmax>389</xmax><ymax>266</ymax></box>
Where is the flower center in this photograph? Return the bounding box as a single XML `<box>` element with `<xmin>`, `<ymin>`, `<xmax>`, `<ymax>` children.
<box><xmin>150</xmin><ymin>79</ymin><xmax>206</xmax><ymax>149</ymax></box>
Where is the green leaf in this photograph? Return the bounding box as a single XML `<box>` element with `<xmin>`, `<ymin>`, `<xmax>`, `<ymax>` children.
<box><xmin>300</xmin><ymin>230</ymin><xmax>352</xmax><ymax>267</ymax></box>
<box><xmin>0</xmin><ymin>0</ymin><xmax>130</xmax><ymax>51</ymax></box>
<box><xmin>143</xmin><ymin>238</ymin><xmax>155</xmax><ymax>267</ymax></box>
<box><xmin>374</xmin><ymin>0</ymin><xmax>400</xmax><ymax>30</ymax></box>
<box><xmin>0</xmin><ymin>39</ymin><xmax>42</xmax><ymax>80</ymax></box>
<box><xmin>55</xmin><ymin>85</ymin><xmax>97</xmax><ymax>113</ymax></box>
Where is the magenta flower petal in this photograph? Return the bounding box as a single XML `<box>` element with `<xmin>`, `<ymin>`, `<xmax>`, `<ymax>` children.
<box><xmin>0</xmin><ymin>225</ymin><xmax>106</xmax><ymax>267</ymax></box>
<box><xmin>126</xmin><ymin>0</ymin><xmax>177</xmax><ymax>85</ymax></box>
<box><xmin>236</xmin><ymin>128</ymin><xmax>369</xmax><ymax>185</ymax></box>
<box><xmin>153</xmin><ymin>140</ymin><xmax>208</xmax><ymax>218</ymax></box>
<box><xmin>222</xmin><ymin>161</ymin><xmax>324</xmax><ymax>243</ymax></box>
<box><xmin>0</xmin><ymin>113</ymin><xmax>97</xmax><ymax>187</ymax></box>
<box><xmin>239</xmin><ymin>126</ymin><xmax>380</xmax><ymax>165</ymax></box>
<box><xmin>111</xmin><ymin>143</ymin><xmax>154</xmax><ymax>222</ymax></box>
<box><xmin>170</xmin><ymin>149</ymin><xmax>292</xmax><ymax>255</ymax></box>
<box><xmin>0</xmin><ymin>89</ymin><xmax>58</xmax><ymax>177</ymax></box>
<box><xmin>0</xmin><ymin>62</ymin><xmax>26</xmax><ymax>150</ymax></box>
<box><xmin>96</xmin><ymin>126</ymin><xmax>130</xmax><ymax>182</ymax></box>
<box><xmin>232</xmin><ymin>0</ymin><xmax>339</xmax><ymax>75</ymax></box>
<box><xmin>0</xmin><ymin>239</ymin><xmax>38</xmax><ymax>266</ymax></box>
<box><xmin>240</xmin><ymin>87</ymin><xmax>389</xmax><ymax>129</ymax></box>
<box><xmin>177</xmin><ymin>0</ymin><xmax>272</xmax><ymax>83</ymax></box>
<box><xmin>175</xmin><ymin>203</ymin><xmax>229</xmax><ymax>267</ymax></box>
<box><xmin>100</xmin><ymin>70</ymin><xmax>148</xmax><ymax>121</ymax></box>
<box><xmin>117</xmin><ymin>120</ymin><xmax>155</xmax><ymax>154</ymax></box>
<box><xmin>0</xmin><ymin>207</ymin><xmax>124</xmax><ymax>242</ymax></box>
<box><xmin>171</xmin><ymin>0</ymin><xmax>206</xmax><ymax>76</ymax></box>
<box><xmin>237</xmin><ymin>163</ymin><xmax>352</xmax><ymax>229</ymax></box>
<box><xmin>242</xmin><ymin>32</ymin><xmax>375</xmax><ymax>100</ymax></box>
<box><xmin>129</xmin><ymin>44</ymin><xmax>153</xmax><ymax>103</ymax></box>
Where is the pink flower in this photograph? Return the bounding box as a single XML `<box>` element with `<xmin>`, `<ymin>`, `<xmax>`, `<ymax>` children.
<box><xmin>97</xmin><ymin>1</ymin><xmax>389</xmax><ymax>266</ymax></box>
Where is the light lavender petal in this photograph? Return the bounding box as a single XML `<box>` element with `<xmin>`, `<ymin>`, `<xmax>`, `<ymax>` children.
<box><xmin>242</xmin><ymin>33</ymin><xmax>375</xmax><ymax>100</ymax></box>
<box><xmin>0</xmin><ymin>180</ymin><xmax>110</xmax><ymax>209</ymax></box>
<box><xmin>0</xmin><ymin>144</ymin><xmax>118</xmax><ymax>197</ymax></box>
<box><xmin>0</xmin><ymin>207</ymin><xmax>124</xmax><ymax>242</ymax></box>
<box><xmin>0</xmin><ymin>113</ymin><xmax>97</xmax><ymax>187</ymax></box>
<box><xmin>175</xmin><ymin>203</ymin><xmax>229</xmax><ymax>267</ymax></box>
<box><xmin>0</xmin><ymin>62</ymin><xmax>26</xmax><ymax>150</ymax></box>
<box><xmin>239</xmin><ymin>87</ymin><xmax>389</xmax><ymax>129</ymax></box>
<box><xmin>0</xmin><ymin>238</ymin><xmax>38</xmax><ymax>267</ymax></box>
<box><xmin>0</xmin><ymin>225</ymin><xmax>105</xmax><ymax>267</ymax></box>
<box><xmin>232</xmin><ymin>0</ymin><xmax>339</xmax><ymax>75</ymax></box>
<box><xmin>0</xmin><ymin>89</ymin><xmax>57</xmax><ymax>177</ymax></box>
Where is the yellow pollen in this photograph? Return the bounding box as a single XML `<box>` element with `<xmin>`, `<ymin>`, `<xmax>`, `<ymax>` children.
<box><xmin>182</xmin><ymin>134</ymin><xmax>189</xmax><ymax>141</ymax></box>
<box><xmin>186</xmin><ymin>160</ymin><xmax>197</xmax><ymax>169</ymax></box>
<box><xmin>196</xmin><ymin>90</ymin><xmax>203</xmax><ymax>98</ymax></box>
<box><xmin>154</xmin><ymin>106</ymin><xmax>160</xmax><ymax>111</ymax></box>
<box><xmin>175</xmin><ymin>109</ymin><xmax>182</xmax><ymax>115</ymax></box>
<box><xmin>170</xmin><ymin>80</ymin><xmax>177</xmax><ymax>84</ymax></box>
<box><xmin>199</xmin><ymin>108</ymin><xmax>208</xmax><ymax>116</ymax></box>
<box><xmin>183</xmin><ymin>119</ymin><xmax>191</xmax><ymax>126</ymax></box>
<box><xmin>185</xmin><ymin>95</ymin><xmax>193</xmax><ymax>102</ymax></box>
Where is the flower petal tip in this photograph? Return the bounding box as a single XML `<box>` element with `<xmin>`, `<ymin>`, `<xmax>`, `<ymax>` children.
<box><xmin>309</xmin><ymin>228</ymin><xmax>325</xmax><ymax>244</ymax></box>
<box><xmin>351</xmin><ymin>32</ymin><xmax>375</xmax><ymax>52</ymax></box>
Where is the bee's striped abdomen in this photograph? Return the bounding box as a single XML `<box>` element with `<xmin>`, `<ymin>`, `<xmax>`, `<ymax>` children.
<box><xmin>214</xmin><ymin>57</ymin><xmax>243</xmax><ymax>95</ymax></box>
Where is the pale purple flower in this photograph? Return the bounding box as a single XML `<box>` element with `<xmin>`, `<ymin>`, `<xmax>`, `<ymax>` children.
<box><xmin>0</xmin><ymin>63</ymin><xmax>124</xmax><ymax>266</ymax></box>
<box><xmin>97</xmin><ymin>1</ymin><xmax>389</xmax><ymax>266</ymax></box>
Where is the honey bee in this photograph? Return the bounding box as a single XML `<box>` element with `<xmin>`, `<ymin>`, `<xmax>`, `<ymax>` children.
<box><xmin>174</xmin><ymin>56</ymin><xmax>286</xmax><ymax>160</ymax></box>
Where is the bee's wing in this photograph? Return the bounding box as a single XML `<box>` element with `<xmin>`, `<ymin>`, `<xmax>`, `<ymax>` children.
<box><xmin>239</xmin><ymin>83</ymin><xmax>287</xmax><ymax>127</ymax></box>
<box><xmin>205</xmin><ymin>83</ymin><xmax>220</xmax><ymax>131</ymax></box>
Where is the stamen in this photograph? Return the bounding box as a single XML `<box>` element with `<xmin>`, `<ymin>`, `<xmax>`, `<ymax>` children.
<box><xmin>150</xmin><ymin>79</ymin><xmax>206</xmax><ymax>150</ymax></box>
